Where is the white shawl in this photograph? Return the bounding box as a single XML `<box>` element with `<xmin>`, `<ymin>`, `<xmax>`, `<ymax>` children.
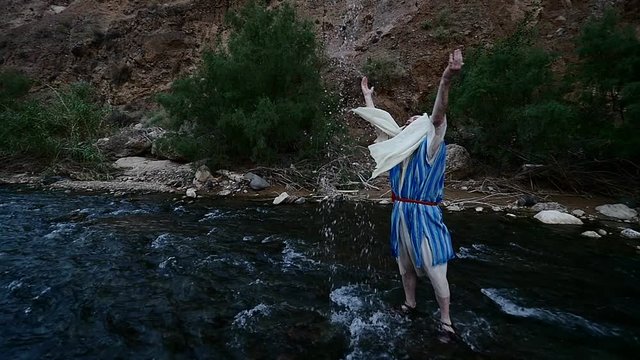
<box><xmin>352</xmin><ymin>107</ymin><xmax>436</xmax><ymax>179</ymax></box>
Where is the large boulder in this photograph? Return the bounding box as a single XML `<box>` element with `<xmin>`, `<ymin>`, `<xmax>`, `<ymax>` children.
<box><xmin>445</xmin><ymin>144</ymin><xmax>472</xmax><ymax>180</ymax></box>
<box><xmin>534</xmin><ymin>210</ymin><xmax>583</xmax><ymax>225</ymax></box>
<box><xmin>96</xmin><ymin>126</ymin><xmax>165</xmax><ymax>160</ymax></box>
<box><xmin>595</xmin><ymin>204</ymin><xmax>638</xmax><ymax>220</ymax></box>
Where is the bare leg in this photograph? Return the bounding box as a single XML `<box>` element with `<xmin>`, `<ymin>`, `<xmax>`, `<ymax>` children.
<box><xmin>436</xmin><ymin>295</ymin><xmax>454</xmax><ymax>333</ymax></box>
<box><xmin>401</xmin><ymin>267</ymin><xmax>418</xmax><ymax>308</ymax></box>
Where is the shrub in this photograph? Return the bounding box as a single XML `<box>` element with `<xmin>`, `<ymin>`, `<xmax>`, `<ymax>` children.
<box><xmin>157</xmin><ymin>1</ymin><xmax>335</xmax><ymax>167</ymax></box>
<box><xmin>446</xmin><ymin>27</ymin><xmax>573</xmax><ymax>166</ymax></box>
<box><xmin>574</xmin><ymin>8</ymin><xmax>640</xmax><ymax>160</ymax></box>
<box><xmin>0</xmin><ymin>76</ymin><xmax>110</xmax><ymax>166</ymax></box>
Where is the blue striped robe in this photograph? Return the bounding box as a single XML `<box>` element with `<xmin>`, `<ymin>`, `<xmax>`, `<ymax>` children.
<box><xmin>389</xmin><ymin>137</ymin><xmax>455</xmax><ymax>267</ymax></box>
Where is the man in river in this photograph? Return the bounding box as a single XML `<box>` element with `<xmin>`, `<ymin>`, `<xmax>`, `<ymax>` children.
<box><xmin>353</xmin><ymin>49</ymin><xmax>463</xmax><ymax>340</ymax></box>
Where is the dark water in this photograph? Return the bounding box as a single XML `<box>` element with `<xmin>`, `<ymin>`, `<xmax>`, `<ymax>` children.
<box><xmin>1</xmin><ymin>186</ymin><xmax>639</xmax><ymax>359</ymax></box>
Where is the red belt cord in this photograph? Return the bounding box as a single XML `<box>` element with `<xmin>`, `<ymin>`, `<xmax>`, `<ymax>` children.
<box><xmin>391</xmin><ymin>192</ymin><xmax>440</xmax><ymax>206</ymax></box>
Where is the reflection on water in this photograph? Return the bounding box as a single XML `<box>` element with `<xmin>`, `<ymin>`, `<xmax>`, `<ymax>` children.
<box><xmin>0</xmin><ymin>186</ymin><xmax>639</xmax><ymax>359</ymax></box>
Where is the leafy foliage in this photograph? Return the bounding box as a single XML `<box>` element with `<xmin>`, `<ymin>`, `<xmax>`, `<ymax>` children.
<box><xmin>0</xmin><ymin>73</ymin><xmax>110</xmax><ymax>166</ymax></box>
<box><xmin>157</xmin><ymin>1</ymin><xmax>335</xmax><ymax>167</ymax></box>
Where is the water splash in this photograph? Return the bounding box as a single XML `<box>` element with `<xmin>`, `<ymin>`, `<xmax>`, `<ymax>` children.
<box><xmin>482</xmin><ymin>288</ymin><xmax>619</xmax><ymax>337</ymax></box>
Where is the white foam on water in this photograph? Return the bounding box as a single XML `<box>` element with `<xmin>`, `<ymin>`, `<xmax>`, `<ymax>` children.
<box><xmin>482</xmin><ymin>288</ymin><xmax>617</xmax><ymax>336</ymax></box>
<box><xmin>330</xmin><ymin>284</ymin><xmax>407</xmax><ymax>359</ymax></box>
<box><xmin>44</xmin><ymin>223</ymin><xmax>77</xmax><ymax>240</ymax></box>
<box><xmin>198</xmin><ymin>255</ymin><xmax>256</xmax><ymax>273</ymax></box>
<box><xmin>173</xmin><ymin>205</ymin><xmax>187</xmax><ymax>214</ymax></box>
<box><xmin>159</xmin><ymin>256</ymin><xmax>177</xmax><ymax>269</ymax></box>
<box><xmin>232</xmin><ymin>303</ymin><xmax>271</xmax><ymax>329</ymax></box>
<box><xmin>7</xmin><ymin>280</ymin><xmax>23</xmax><ymax>292</ymax></box>
<box><xmin>200</xmin><ymin>209</ymin><xmax>239</xmax><ymax>222</ymax></box>
<box><xmin>282</xmin><ymin>240</ymin><xmax>320</xmax><ymax>271</ymax></box>
<box><xmin>151</xmin><ymin>233</ymin><xmax>172</xmax><ymax>249</ymax></box>
<box><xmin>109</xmin><ymin>209</ymin><xmax>149</xmax><ymax>216</ymax></box>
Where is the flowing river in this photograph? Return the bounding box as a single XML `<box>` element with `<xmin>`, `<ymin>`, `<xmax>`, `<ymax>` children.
<box><xmin>1</xmin><ymin>186</ymin><xmax>638</xmax><ymax>359</ymax></box>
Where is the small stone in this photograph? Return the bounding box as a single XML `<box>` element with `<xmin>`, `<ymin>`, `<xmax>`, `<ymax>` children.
<box><xmin>217</xmin><ymin>190</ymin><xmax>231</xmax><ymax>196</ymax></box>
<box><xmin>379</xmin><ymin>199</ymin><xmax>391</xmax><ymax>205</ymax></box>
<box><xmin>475</xmin><ymin>207</ymin><xmax>484</xmax><ymax>212</ymax></box>
<box><xmin>506</xmin><ymin>213</ymin><xmax>517</xmax><ymax>218</ymax></box>
<box><xmin>581</xmin><ymin>231</ymin><xmax>601</xmax><ymax>238</ymax></box>
<box><xmin>461</xmin><ymin>186</ymin><xmax>468</xmax><ymax>191</ymax></box>
<box><xmin>491</xmin><ymin>206</ymin><xmax>502</xmax><ymax>212</ymax></box>
<box><xmin>572</xmin><ymin>209</ymin><xmax>585</xmax><ymax>217</ymax></box>
<box><xmin>294</xmin><ymin>197</ymin><xmax>306</xmax><ymax>205</ymax></box>
<box><xmin>186</xmin><ymin>188</ymin><xmax>197</xmax><ymax>198</ymax></box>
<box><xmin>555</xmin><ymin>15</ymin><xmax>567</xmax><ymax>22</ymax></box>
<box><xmin>50</xmin><ymin>5</ymin><xmax>66</xmax><ymax>14</ymax></box>
<box><xmin>597</xmin><ymin>229</ymin><xmax>607</xmax><ymax>236</ymax></box>
<box><xmin>273</xmin><ymin>192</ymin><xmax>289</xmax><ymax>205</ymax></box>
<box><xmin>621</xmin><ymin>228</ymin><xmax>640</xmax><ymax>239</ymax></box>
<box><xmin>532</xmin><ymin>202</ymin><xmax>567</xmax><ymax>212</ymax></box>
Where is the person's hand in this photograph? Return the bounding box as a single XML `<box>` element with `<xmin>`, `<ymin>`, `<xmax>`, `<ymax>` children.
<box><xmin>361</xmin><ymin>76</ymin><xmax>374</xmax><ymax>98</ymax></box>
<box><xmin>443</xmin><ymin>49</ymin><xmax>463</xmax><ymax>79</ymax></box>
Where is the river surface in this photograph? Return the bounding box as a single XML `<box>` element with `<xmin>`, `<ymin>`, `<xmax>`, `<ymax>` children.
<box><xmin>1</xmin><ymin>186</ymin><xmax>638</xmax><ymax>359</ymax></box>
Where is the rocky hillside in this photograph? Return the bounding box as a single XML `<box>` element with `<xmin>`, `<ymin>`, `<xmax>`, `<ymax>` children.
<box><xmin>1</xmin><ymin>0</ymin><xmax>638</xmax><ymax>123</ymax></box>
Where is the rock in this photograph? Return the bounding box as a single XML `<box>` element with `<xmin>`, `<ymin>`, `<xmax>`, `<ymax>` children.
<box><xmin>217</xmin><ymin>189</ymin><xmax>232</xmax><ymax>196</ymax></box>
<box><xmin>113</xmin><ymin>157</ymin><xmax>193</xmax><ymax>185</ymax></box>
<box><xmin>446</xmin><ymin>205</ymin><xmax>463</xmax><ymax>212</ymax></box>
<box><xmin>96</xmin><ymin>127</ymin><xmax>166</xmax><ymax>160</ymax></box>
<box><xmin>475</xmin><ymin>207</ymin><xmax>484</xmax><ymax>212</ymax></box>
<box><xmin>597</xmin><ymin>229</ymin><xmax>607</xmax><ymax>236</ymax></box>
<box><xmin>217</xmin><ymin>170</ymin><xmax>244</xmax><ymax>183</ymax></box>
<box><xmin>532</xmin><ymin>202</ymin><xmax>567</xmax><ymax>212</ymax></box>
<box><xmin>294</xmin><ymin>197</ymin><xmax>306</xmax><ymax>205</ymax></box>
<box><xmin>50</xmin><ymin>5</ymin><xmax>66</xmax><ymax>14</ymax></box>
<box><xmin>244</xmin><ymin>172</ymin><xmax>270</xmax><ymax>191</ymax></box>
<box><xmin>572</xmin><ymin>209</ymin><xmax>585</xmax><ymax>217</ymax></box>
<box><xmin>445</xmin><ymin>144</ymin><xmax>472</xmax><ymax>180</ymax></box>
<box><xmin>506</xmin><ymin>213</ymin><xmax>517</xmax><ymax>218</ymax></box>
<box><xmin>273</xmin><ymin>192</ymin><xmax>290</xmax><ymax>205</ymax></box>
<box><xmin>534</xmin><ymin>210</ymin><xmax>583</xmax><ymax>225</ymax></box>
<box><xmin>555</xmin><ymin>15</ymin><xmax>567</xmax><ymax>22</ymax></box>
<box><xmin>581</xmin><ymin>231</ymin><xmax>601</xmax><ymax>238</ymax></box>
<box><xmin>186</xmin><ymin>188</ymin><xmax>197</xmax><ymax>198</ymax></box>
<box><xmin>621</xmin><ymin>228</ymin><xmax>640</xmax><ymax>239</ymax></box>
<box><xmin>194</xmin><ymin>165</ymin><xmax>213</xmax><ymax>183</ymax></box>
<box><xmin>595</xmin><ymin>204</ymin><xmax>638</xmax><ymax>220</ymax></box>
<box><xmin>516</xmin><ymin>194</ymin><xmax>538</xmax><ymax>207</ymax></box>
<box><xmin>491</xmin><ymin>206</ymin><xmax>502</xmax><ymax>212</ymax></box>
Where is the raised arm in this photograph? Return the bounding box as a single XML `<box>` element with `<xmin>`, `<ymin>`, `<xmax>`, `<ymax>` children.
<box><xmin>361</xmin><ymin>76</ymin><xmax>375</xmax><ymax>108</ymax></box>
<box><xmin>431</xmin><ymin>49</ymin><xmax>463</xmax><ymax>127</ymax></box>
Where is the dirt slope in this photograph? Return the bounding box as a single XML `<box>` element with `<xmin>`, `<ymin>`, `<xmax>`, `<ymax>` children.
<box><xmin>1</xmin><ymin>0</ymin><xmax>637</xmax><ymax>121</ymax></box>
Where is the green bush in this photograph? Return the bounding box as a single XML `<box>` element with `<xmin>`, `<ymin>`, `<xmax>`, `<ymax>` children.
<box><xmin>447</xmin><ymin>27</ymin><xmax>573</xmax><ymax>166</ymax></box>
<box><xmin>157</xmin><ymin>1</ymin><xmax>335</xmax><ymax>167</ymax></box>
<box><xmin>575</xmin><ymin>9</ymin><xmax>640</xmax><ymax>160</ymax></box>
<box><xmin>0</xmin><ymin>75</ymin><xmax>110</xmax><ymax>165</ymax></box>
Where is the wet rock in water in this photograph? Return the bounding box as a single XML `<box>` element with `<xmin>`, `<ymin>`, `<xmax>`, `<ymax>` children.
<box><xmin>532</xmin><ymin>202</ymin><xmax>567</xmax><ymax>212</ymax></box>
<box><xmin>244</xmin><ymin>172</ymin><xmax>270</xmax><ymax>191</ymax></box>
<box><xmin>516</xmin><ymin>194</ymin><xmax>538</xmax><ymax>207</ymax></box>
<box><xmin>186</xmin><ymin>188</ymin><xmax>197</xmax><ymax>198</ymax></box>
<box><xmin>572</xmin><ymin>209</ymin><xmax>586</xmax><ymax>217</ymax></box>
<box><xmin>534</xmin><ymin>210</ymin><xmax>583</xmax><ymax>225</ymax></box>
<box><xmin>595</xmin><ymin>204</ymin><xmax>638</xmax><ymax>220</ymax></box>
<box><xmin>621</xmin><ymin>228</ymin><xmax>640</xmax><ymax>239</ymax></box>
<box><xmin>581</xmin><ymin>231</ymin><xmax>601</xmax><ymax>238</ymax></box>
